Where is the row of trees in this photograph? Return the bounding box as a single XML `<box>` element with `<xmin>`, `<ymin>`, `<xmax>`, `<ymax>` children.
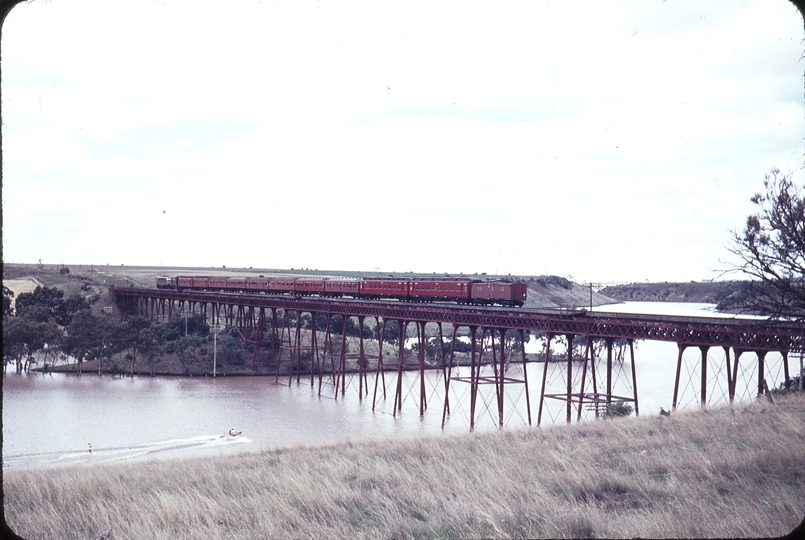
<box><xmin>3</xmin><ymin>286</ymin><xmax>244</xmax><ymax>376</ymax></box>
<box><xmin>3</xmin><ymin>286</ymin><xmax>89</xmax><ymax>374</ymax></box>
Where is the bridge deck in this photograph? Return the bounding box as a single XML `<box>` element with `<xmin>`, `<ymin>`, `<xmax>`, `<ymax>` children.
<box><xmin>115</xmin><ymin>287</ymin><xmax>804</xmax><ymax>352</ymax></box>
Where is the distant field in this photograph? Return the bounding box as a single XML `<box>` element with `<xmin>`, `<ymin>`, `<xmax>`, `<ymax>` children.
<box><xmin>3</xmin><ymin>277</ymin><xmax>44</xmax><ymax>310</ymax></box>
<box><xmin>3</xmin><ymin>263</ymin><xmax>618</xmax><ymax>309</ymax></box>
<box><xmin>4</xmin><ymin>262</ymin><xmax>513</xmax><ymax>288</ymax></box>
<box><xmin>3</xmin><ymin>277</ymin><xmax>44</xmax><ymax>293</ymax></box>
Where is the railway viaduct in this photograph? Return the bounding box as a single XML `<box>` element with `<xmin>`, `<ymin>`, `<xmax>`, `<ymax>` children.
<box><xmin>114</xmin><ymin>287</ymin><xmax>805</xmax><ymax>431</ymax></box>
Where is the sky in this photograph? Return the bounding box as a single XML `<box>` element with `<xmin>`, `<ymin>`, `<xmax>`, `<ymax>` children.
<box><xmin>2</xmin><ymin>0</ymin><xmax>804</xmax><ymax>284</ymax></box>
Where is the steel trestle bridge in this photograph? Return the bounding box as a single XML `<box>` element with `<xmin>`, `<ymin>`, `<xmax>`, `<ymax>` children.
<box><xmin>115</xmin><ymin>287</ymin><xmax>805</xmax><ymax>430</ymax></box>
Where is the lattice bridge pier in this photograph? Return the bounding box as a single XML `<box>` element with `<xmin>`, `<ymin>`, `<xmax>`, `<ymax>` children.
<box><xmin>115</xmin><ymin>287</ymin><xmax>805</xmax><ymax>431</ymax></box>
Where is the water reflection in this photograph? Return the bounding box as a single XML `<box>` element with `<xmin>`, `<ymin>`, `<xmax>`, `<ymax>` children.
<box><xmin>3</xmin><ymin>302</ymin><xmax>790</xmax><ymax>470</ymax></box>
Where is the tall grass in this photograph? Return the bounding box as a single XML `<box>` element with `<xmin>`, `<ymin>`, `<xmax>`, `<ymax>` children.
<box><xmin>5</xmin><ymin>395</ymin><xmax>805</xmax><ymax>539</ymax></box>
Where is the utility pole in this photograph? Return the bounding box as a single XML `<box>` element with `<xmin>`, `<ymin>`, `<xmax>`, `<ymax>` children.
<box><xmin>586</xmin><ymin>282</ymin><xmax>600</xmax><ymax>311</ymax></box>
<box><xmin>179</xmin><ymin>307</ymin><xmax>190</xmax><ymax>336</ymax></box>
<box><xmin>210</xmin><ymin>324</ymin><xmax>224</xmax><ymax>378</ymax></box>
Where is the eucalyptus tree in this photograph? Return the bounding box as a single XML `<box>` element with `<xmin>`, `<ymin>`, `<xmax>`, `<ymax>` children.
<box><xmin>727</xmin><ymin>169</ymin><xmax>805</xmax><ymax>320</ymax></box>
<box><xmin>141</xmin><ymin>325</ymin><xmax>167</xmax><ymax>377</ymax></box>
<box><xmin>170</xmin><ymin>334</ymin><xmax>206</xmax><ymax>376</ymax></box>
<box><xmin>116</xmin><ymin>316</ymin><xmax>152</xmax><ymax>377</ymax></box>
<box><xmin>3</xmin><ymin>316</ymin><xmax>61</xmax><ymax>374</ymax></box>
<box><xmin>63</xmin><ymin>310</ymin><xmax>95</xmax><ymax>376</ymax></box>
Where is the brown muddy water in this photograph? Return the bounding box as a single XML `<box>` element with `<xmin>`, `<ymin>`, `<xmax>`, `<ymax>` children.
<box><xmin>3</xmin><ymin>303</ymin><xmax>789</xmax><ymax>470</ymax></box>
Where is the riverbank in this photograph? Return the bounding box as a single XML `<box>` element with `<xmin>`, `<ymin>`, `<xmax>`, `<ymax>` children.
<box><xmin>40</xmin><ymin>350</ymin><xmax>564</xmax><ymax>378</ymax></box>
<box><xmin>4</xmin><ymin>395</ymin><xmax>804</xmax><ymax>539</ymax></box>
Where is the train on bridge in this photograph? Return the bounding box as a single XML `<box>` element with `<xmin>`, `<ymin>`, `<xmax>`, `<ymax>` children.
<box><xmin>156</xmin><ymin>275</ymin><xmax>528</xmax><ymax>307</ymax></box>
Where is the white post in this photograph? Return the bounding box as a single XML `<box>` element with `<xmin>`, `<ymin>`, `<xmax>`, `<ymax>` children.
<box><xmin>799</xmin><ymin>353</ymin><xmax>803</xmax><ymax>391</ymax></box>
<box><xmin>210</xmin><ymin>324</ymin><xmax>223</xmax><ymax>378</ymax></box>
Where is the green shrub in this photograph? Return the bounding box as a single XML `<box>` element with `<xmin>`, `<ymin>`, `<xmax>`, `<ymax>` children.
<box><xmin>603</xmin><ymin>401</ymin><xmax>633</xmax><ymax>418</ymax></box>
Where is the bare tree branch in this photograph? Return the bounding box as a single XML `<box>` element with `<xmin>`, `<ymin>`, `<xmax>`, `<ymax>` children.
<box><xmin>724</xmin><ymin>169</ymin><xmax>805</xmax><ymax>320</ymax></box>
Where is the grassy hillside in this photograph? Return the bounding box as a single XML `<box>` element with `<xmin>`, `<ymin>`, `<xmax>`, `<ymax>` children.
<box><xmin>523</xmin><ymin>275</ymin><xmax>614</xmax><ymax>309</ymax></box>
<box><xmin>600</xmin><ymin>280</ymin><xmax>749</xmax><ymax>304</ymax></box>
<box><xmin>4</xmin><ymin>395</ymin><xmax>804</xmax><ymax>539</ymax></box>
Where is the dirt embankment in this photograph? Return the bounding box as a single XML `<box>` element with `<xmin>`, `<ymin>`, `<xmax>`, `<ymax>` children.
<box><xmin>600</xmin><ymin>281</ymin><xmax>749</xmax><ymax>304</ymax></box>
<box><xmin>3</xmin><ymin>277</ymin><xmax>46</xmax><ymax>311</ymax></box>
<box><xmin>524</xmin><ymin>275</ymin><xmax>616</xmax><ymax>309</ymax></box>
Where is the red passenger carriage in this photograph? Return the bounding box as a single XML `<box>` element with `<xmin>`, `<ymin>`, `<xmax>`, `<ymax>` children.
<box><xmin>246</xmin><ymin>277</ymin><xmax>270</xmax><ymax>291</ymax></box>
<box><xmin>324</xmin><ymin>278</ymin><xmax>361</xmax><ymax>297</ymax></box>
<box><xmin>294</xmin><ymin>278</ymin><xmax>326</xmax><ymax>296</ymax></box>
<box><xmin>269</xmin><ymin>278</ymin><xmax>296</xmax><ymax>293</ymax></box>
<box><xmin>209</xmin><ymin>277</ymin><xmax>229</xmax><ymax>290</ymax></box>
<box><xmin>159</xmin><ymin>273</ymin><xmax>527</xmax><ymax>306</ymax></box>
<box><xmin>410</xmin><ymin>278</ymin><xmax>473</xmax><ymax>302</ymax></box>
<box><xmin>226</xmin><ymin>277</ymin><xmax>246</xmax><ymax>291</ymax></box>
<box><xmin>176</xmin><ymin>276</ymin><xmax>194</xmax><ymax>290</ymax></box>
<box><xmin>360</xmin><ymin>278</ymin><xmax>410</xmax><ymax>300</ymax></box>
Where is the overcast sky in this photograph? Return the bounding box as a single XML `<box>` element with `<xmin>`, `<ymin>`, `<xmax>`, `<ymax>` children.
<box><xmin>2</xmin><ymin>0</ymin><xmax>803</xmax><ymax>283</ymax></box>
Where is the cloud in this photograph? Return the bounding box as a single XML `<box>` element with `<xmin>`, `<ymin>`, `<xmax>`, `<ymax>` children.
<box><xmin>2</xmin><ymin>0</ymin><xmax>803</xmax><ymax>282</ymax></box>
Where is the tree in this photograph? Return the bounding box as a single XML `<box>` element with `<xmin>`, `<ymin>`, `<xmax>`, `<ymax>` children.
<box><xmin>170</xmin><ymin>334</ymin><xmax>205</xmax><ymax>376</ymax></box>
<box><xmin>116</xmin><ymin>316</ymin><xmax>152</xmax><ymax>377</ymax></box>
<box><xmin>219</xmin><ymin>334</ymin><xmax>244</xmax><ymax>366</ymax></box>
<box><xmin>13</xmin><ymin>286</ymin><xmax>88</xmax><ymax>326</ymax></box>
<box><xmin>3</xmin><ymin>286</ymin><xmax>14</xmax><ymax>317</ymax></box>
<box><xmin>33</xmin><ymin>321</ymin><xmax>62</xmax><ymax>373</ymax></box>
<box><xmin>61</xmin><ymin>294</ymin><xmax>90</xmax><ymax>326</ymax></box>
<box><xmin>15</xmin><ymin>286</ymin><xmax>64</xmax><ymax>317</ymax></box>
<box><xmin>726</xmin><ymin>169</ymin><xmax>805</xmax><ymax>319</ymax></box>
<box><xmin>141</xmin><ymin>325</ymin><xmax>167</xmax><ymax>377</ymax></box>
<box><xmin>3</xmin><ymin>316</ymin><xmax>31</xmax><ymax>373</ymax></box>
<box><xmin>164</xmin><ymin>312</ymin><xmax>209</xmax><ymax>341</ymax></box>
<box><xmin>40</xmin><ymin>336</ymin><xmax>65</xmax><ymax>373</ymax></box>
<box><xmin>93</xmin><ymin>315</ymin><xmax>121</xmax><ymax>375</ymax></box>
<box><xmin>373</xmin><ymin>319</ymin><xmax>400</xmax><ymax>344</ymax></box>
<box><xmin>3</xmin><ymin>287</ymin><xmax>65</xmax><ymax>373</ymax></box>
<box><xmin>64</xmin><ymin>310</ymin><xmax>99</xmax><ymax>376</ymax></box>
<box><xmin>17</xmin><ymin>305</ymin><xmax>52</xmax><ymax>324</ymax></box>
<box><xmin>2</xmin><ymin>316</ymin><xmax>61</xmax><ymax>374</ymax></box>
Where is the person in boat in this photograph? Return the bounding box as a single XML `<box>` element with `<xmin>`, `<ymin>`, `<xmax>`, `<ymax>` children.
<box><xmin>228</xmin><ymin>428</ymin><xmax>238</xmax><ymax>436</ymax></box>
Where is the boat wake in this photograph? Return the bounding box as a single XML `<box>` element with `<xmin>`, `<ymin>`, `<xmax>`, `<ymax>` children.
<box><xmin>3</xmin><ymin>434</ymin><xmax>251</xmax><ymax>470</ymax></box>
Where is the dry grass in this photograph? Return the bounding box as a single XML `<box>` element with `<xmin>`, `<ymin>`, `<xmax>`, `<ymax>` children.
<box><xmin>5</xmin><ymin>395</ymin><xmax>805</xmax><ymax>539</ymax></box>
<box><xmin>3</xmin><ymin>278</ymin><xmax>46</xmax><ymax>312</ymax></box>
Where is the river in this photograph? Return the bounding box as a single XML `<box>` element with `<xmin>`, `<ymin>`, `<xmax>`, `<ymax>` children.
<box><xmin>2</xmin><ymin>302</ymin><xmax>791</xmax><ymax>470</ymax></box>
